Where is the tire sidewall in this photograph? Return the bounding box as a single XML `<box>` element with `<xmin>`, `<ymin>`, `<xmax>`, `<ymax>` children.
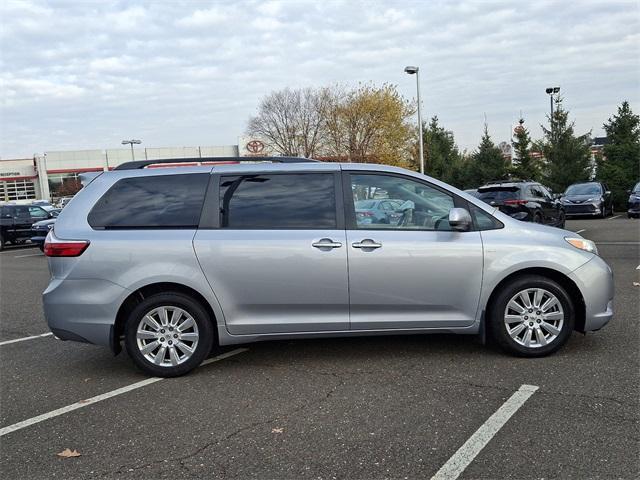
<box><xmin>125</xmin><ymin>293</ymin><xmax>214</xmax><ymax>377</ymax></box>
<box><xmin>489</xmin><ymin>276</ymin><xmax>575</xmax><ymax>357</ymax></box>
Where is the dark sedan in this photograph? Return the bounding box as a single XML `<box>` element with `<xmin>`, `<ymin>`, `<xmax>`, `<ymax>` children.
<box><xmin>562</xmin><ymin>182</ymin><xmax>613</xmax><ymax>218</ymax></box>
<box><xmin>30</xmin><ymin>210</ymin><xmax>60</xmax><ymax>250</ymax></box>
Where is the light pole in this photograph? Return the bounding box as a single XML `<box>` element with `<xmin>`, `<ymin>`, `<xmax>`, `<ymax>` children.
<box><xmin>545</xmin><ymin>86</ymin><xmax>560</xmax><ymax>128</ymax></box>
<box><xmin>121</xmin><ymin>139</ymin><xmax>142</xmax><ymax>161</ymax></box>
<box><xmin>405</xmin><ymin>66</ymin><xmax>424</xmax><ymax>175</ymax></box>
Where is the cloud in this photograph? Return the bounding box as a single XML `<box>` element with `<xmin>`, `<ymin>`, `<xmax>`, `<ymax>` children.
<box><xmin>0</xmin><ymin>0</ymin><xmax>638</xmax><ymax>158</ymax></box>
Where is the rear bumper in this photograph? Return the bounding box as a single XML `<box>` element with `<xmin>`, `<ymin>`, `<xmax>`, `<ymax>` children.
<box><xmin>568</xmin><ymin>255</ymin><xmax>614</xmax><ymax>332</ymax></box>
<box><xmin>43</xmin><ymin>278</ymin><xmax>129</xmax><ymax>347</ymax></box>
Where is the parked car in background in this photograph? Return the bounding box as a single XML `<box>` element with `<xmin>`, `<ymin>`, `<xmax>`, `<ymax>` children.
<box><xmin>43</xmin><ymin>158</ymin><xmax>612</xmax><ymax>377</ymax></box>
<box><xmin>464</xmin><ymin>189</ymin><xmax>481</xmax><ymax>198</ymax></box>
<box><xmin>354</xmin><ymin>199</ymin><xmax>404</xmax><ymax>225</ymax></box>
<box><xmin>561</xmin><ymin>181</ymin><xmax>613</xmax><ymax>218</ymax></box>
<box><xmin>0</xmin><ymin>204</ymin><xmax>53</xmax><ymax>250</ymax></box>
<box><xmin>57</xmin><ymin>197</ymin><xmax>74</xmax><ymax>208</ymax></box>
<box><xmin>628</xmin><ymin>182</ymin><xmax>640</xmax><ymax>218</ymax></box>
<box><xmin>30</xmin><ymin>209</ymin><xmax>62</xmax><ymax>251</ymax></box>
<box><xmin>32</xmin><ymin>200</ymin><xmax>56</xmax><ymax>212</ymax></box>
<box><xmin>476</xmin><ymin>180</ymin><xmax>565</xmax><ymax>227</ymax></box>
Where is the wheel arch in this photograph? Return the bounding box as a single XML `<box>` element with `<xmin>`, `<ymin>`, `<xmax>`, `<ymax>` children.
<box><xmin>111</xmin><ymin>282</ymin><xmax>218</xmax><ymax>355</ymax></box>
<box><xmin>484</xmin><ymin>267</ymin><xmax>586</xmax><ymax>334</ymax></box>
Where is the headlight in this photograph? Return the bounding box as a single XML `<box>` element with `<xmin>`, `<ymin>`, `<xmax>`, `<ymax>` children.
<box><xmin>586</xmin><ymin>198</ymin><xmax>594</xmax><ymax>202</ymax></box>
<box><xmin>565</xmin><ymin>237</ymin><xmax>598</xmax><ymax>255</ymax></box>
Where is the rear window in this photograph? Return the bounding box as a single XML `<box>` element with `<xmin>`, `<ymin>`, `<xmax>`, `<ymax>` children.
<box><xmin>220</xmin><ymin>173</ymin><xmax>336</xmax><ymax>229</ymax></box>
<box><xmin>476</xmin><ymin>187</ymin><xmax>519</xmax><ymax>202</ymax></box>
<box><xmin>88</xmin><ymin>174</ymin><xmax>209</xmax><ymax>229</ymax></box>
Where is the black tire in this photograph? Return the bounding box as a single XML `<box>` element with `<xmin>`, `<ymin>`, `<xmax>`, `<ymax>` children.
<box><xmin>532</xmin><ymin>212</ymin><xmax>543</xmax><ymax>224</ymax></box>
<box><xmin>125</xmin><ymin>292</ymin><xmax>214</xmax><ymax>377</ymax></box>
<box><xmin>488</xmin><ymin>275</ymin><xmax>574</xmax><ymax>357</ymax></box>
<box><xmin>0</xmin><ymin>234</ymin><xmax>4</xmax><ymax>252</ymax></box>
<box><xmin>557</xmin><ymin>210</ymin><xmax>566</xmax><ymax>229</ymax></box>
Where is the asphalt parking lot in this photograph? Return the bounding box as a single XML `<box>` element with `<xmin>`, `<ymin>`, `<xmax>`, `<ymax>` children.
<box><xmin>0</xmin><ymin>216</ymin><xmax>638</xmax><ymax>479</ymax></box>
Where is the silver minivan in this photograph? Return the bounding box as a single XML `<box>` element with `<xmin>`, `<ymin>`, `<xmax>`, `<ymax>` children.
<box><xmin>43</xmin><ymin>158</ymin><xmax>614</xmax><ymax>376</ymax></box>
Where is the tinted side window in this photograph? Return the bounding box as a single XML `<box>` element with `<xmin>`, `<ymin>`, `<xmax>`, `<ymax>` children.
<box><xmin>88</xmin><ymin>174</ymin><xmax>209</xmax><ymax>229</ymax></box>
<box><xmin>29</xmin><ymin>206</ymin><xmax>48</xmax><ymax>219</ymax></box>
<box><xmin>220</xmin><ymin>174</ymin><xmax>336</xmax><ymax>229</ymax></box>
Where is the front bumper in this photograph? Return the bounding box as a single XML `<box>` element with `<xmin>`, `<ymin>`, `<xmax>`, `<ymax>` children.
<box><xmin>563</xmin><ymin>202</ymin><xmax>602</xmax><ymax>216</ymax></box>
<box><xmin>568</xmin><ymin>255</ymin><xmax>614</xmax><ymax>332</ymax></box>
<box><xmin>43</xmin><ymin>278</ymin><xmax>130</xmax><ymax>347</ymax></box>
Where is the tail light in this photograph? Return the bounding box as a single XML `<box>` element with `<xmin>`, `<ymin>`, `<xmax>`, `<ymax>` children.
<box><xmin>504</xmin><ymin>199</ymin><xmax>528</xmax><ymax>205</ymax></box>
<box><xmin>44</xmin><ymin>231</ymin><xmax>90</xmax><ymax>257</ymax></box>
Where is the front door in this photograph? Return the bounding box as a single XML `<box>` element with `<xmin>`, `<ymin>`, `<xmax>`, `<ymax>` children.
<box><xmin>194</xmin><ymin>171</ymin><xmax>349</xmax><ymax>335</ymax></box>
<box><xmin>344</xmin><ymin>172</ymin><xmax>483</xmax><ymax>330</ymax></box>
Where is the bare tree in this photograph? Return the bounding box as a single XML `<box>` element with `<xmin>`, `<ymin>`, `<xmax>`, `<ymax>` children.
<box><xmin>247</xmin><ymin>87</ymin><xmax>331</xmax><ymax>158</ymax></box>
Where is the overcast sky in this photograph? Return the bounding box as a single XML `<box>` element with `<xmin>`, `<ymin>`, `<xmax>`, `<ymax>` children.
<box><xmin>1</xmin><ymin>0</ymin><xmax>639</xmax><ymax>159</ymax></box>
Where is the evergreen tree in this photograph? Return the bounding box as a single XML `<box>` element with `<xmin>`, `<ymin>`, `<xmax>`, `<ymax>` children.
<box><xmin>416</xmin><ymin>116</ymin><xmax>469</xmax><ymax>188</ymax></box>
<box><xmin>540</xmin><ymin>97</ymin><xmax>592</xmax><ymax>193</ymax></box>
<box><xmin>597</xmin><ymin>101</ymin><xmax>640</xmax><ymax>209</ymax></box>
<box><xmin>470</xmin><ymin>123</ymin><xmax>508</xmax><ymax>186</ymax></box>
<box><xmin>511</xmin><ymin>118</ymin><xmax>540</xmax><ymax>180</ymax></box>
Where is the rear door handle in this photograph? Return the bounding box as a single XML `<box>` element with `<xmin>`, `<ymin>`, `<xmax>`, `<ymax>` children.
<box><xmin>312</xmin><ymin>239</ymin><xmax>343</xmax><ymax>249</ymax></box>
<box><xmin>352</xmin><ymin>240</ymin><xmax>382</xmax><ymax>249</ymax></box>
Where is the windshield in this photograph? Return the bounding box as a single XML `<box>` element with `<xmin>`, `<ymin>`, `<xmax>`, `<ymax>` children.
<box><xmin>565</xmin><ymin>183</ymin><xmax>602</xmax><ymax>196</ymax></box>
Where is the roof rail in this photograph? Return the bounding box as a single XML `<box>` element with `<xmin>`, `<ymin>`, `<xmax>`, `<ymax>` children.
<box><xmin>113</xmin><ymin>156</ymin><xmax>319</xmax><ymax>171</ymax></box>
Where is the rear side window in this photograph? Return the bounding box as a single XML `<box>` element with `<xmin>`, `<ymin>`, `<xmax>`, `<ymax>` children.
<box><xmin>88</xmin><ymin>174</ymin><xmax>209</xmax><ymax>229</ymax></box>
<box><xmin>220</xmin><ymin>174</ymin><xmax>336</xmax><ymax>229</ymax></box>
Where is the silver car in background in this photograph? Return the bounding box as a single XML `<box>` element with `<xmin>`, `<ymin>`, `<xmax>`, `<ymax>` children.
<box><xmin>43</xmin><ymin>158</ymin><xmax>614</xmax><ymax>376</ymax></box>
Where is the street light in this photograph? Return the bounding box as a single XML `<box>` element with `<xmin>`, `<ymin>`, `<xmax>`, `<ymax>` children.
<box><xmin>405</xmin><ymin>66</ymin><xmax>424</xmax><ymax>175</ymax></box>
<box><xmin>545</xmin><ymin>86</ymin><xmax>560</xmax><ymax>120</ymax></box>
<box><xmin>121</xmin><ymin>139</ymin><xmax>142</xmax><ymax>161</ymax></box>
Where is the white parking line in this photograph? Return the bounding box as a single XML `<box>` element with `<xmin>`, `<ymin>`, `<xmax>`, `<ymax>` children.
<box><xmin>0</xmin><ymin>347</ymin><xmax>248</xmax><ymax>437</ymax></box>
<box><xmin>430</xmin><ymin>384</ymin><xmax>539</xmax><ymax>480</ymax></box>
<box><xmin>608</xmin><ymin>215</ymin><xmax>621</xmax><ymax>220</ymax></box>
<box><xmin>575</xmin><ymin>229</ymin><xmax>586</xmax><ymax>234</ymax></box>
<box><xmin>14</xmin><ymin>252</ymin><xmax>44</xmax><ymax>258</ymax></box>
<box><xmin>0</xmin><ymin>332</ymin><xmax>53</xmax><ymax>346</ymax></box>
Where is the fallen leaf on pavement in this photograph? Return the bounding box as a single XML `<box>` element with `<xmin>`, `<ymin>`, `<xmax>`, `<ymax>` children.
<box><xmin>633</xmin><ymin>282</ymin><xmax>639</xmax><ymax>287</ymax></box>
<box><xmin>271</xmin><ymin>427</ymin><xmax>284</xmax><ymax>434</ymax></box>
<box><xmin>57</xmin><ymin>448</ymin><xmax>81</xmax><ymax>458</ymax></box>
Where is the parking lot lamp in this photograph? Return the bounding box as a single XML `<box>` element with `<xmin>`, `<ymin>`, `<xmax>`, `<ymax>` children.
<box><xmin>545</xmin><ymin>87</ymin><xmax>560</xmax><ymax>135</ymax></box>
<box><xmin>405</xmin><ymin>66</ymin><xmax>424</xmax><ymax>175</ymax></box>
<box><xmin>121</xmin><ymin>139</ymin><xmax>142</xmax><ymax>161</ymax></box>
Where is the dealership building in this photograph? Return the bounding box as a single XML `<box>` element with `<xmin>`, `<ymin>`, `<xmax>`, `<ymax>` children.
<box><xmin>0</xmin><ymin>138</ymin><xmax>272</xmax><ymax>203</ymax></box>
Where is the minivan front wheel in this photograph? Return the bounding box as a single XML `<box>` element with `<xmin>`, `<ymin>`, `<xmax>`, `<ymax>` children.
<box><xmin>489</xmin><ymin>276</ymin><xmax>574</xmax><ymax>357</ymax></box>
<box><xmin>125</xmin><ymin>293</ymin><xmax>214</xmax><ymax>377</ymax></box>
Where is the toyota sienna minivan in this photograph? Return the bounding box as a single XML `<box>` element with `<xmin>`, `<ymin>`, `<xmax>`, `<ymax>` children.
<box><xmin>43</xmin><ymin>157</ymin><xmax>613</xmax><ymax>376</ymax></box>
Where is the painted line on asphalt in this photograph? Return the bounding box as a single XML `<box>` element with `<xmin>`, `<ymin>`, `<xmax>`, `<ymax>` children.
<box><xmin>0</xmin><ymin>332</ymin><xmax>53</xmax><ymax>346</ymax></box>
<box><xmin>14</xmin><ymin>252</ymin><xmax>44</xmax><ymax>258</ymax></box>
<box><xmin>595</xmin><ymin>242</ymin><xmax>639</xmax><ymax>245</ymax></box>
<box><xmin>0</xmin><ymin>348</ymin><xmax>249</xmax><ymax>437</ymax></box>
<box><xmin>637</xmin><ymin>265</ymin><xmax>640</xmax><ymax>270</ymax></box>
<box><xmin>607</xmin><ymin>215</ymin><xmax>621</xmax><ymax>220</ymax></box>
<box><xmin>430</xmin><ymin>384</ymin><xmax>539</xmax><ymax>480</ymax></box>
<box><xmin>575</xmin><ymin>229</ymin><xmax>586</xmax><ymax>234</ymax></box>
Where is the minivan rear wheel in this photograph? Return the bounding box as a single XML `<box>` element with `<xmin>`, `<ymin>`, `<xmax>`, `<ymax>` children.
<box><xmin>488</xmin><ymin>275</ymin><xmax>574</xmax><ymax>357</ymax></box>
<box><xmin>125</xmin><ymin>293</ymin><xmax>214</xmax><ymax>377</ymax></box>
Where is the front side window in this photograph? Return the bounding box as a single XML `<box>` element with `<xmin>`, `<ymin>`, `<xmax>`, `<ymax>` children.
<box><xmin>220</xmin><ymin>174</ymin><xmax>336</xmax><ymax>229</ymax></box>
<box><xmin>349</xmin><ymin>173</ymin><xmax>454</xmax><ymax>230</ymax></box>
<box><xmin>88</xmin><ymin>174</ymin><xmax>209</xmax><ymax>229</ymax></box>
<box><xmin>29</xmin><ymin>206</ymin><xmax>48</xmax><ymax>219</ymax></box>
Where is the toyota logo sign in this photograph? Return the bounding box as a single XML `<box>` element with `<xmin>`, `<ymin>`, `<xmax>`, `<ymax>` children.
<box><xmin>246</xmin><ymin>140</ymin><xmax>265</xmax><ymax>154</ymax></box>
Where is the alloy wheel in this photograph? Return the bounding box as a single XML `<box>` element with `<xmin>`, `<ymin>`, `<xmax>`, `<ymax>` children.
<box><xmin>503</xmin><ymin>288</ymin><xmax>564</xmax><ymax>348</ymax></box>
<box><xmin>136</xmin><ymin>306</ymin><xmax>200</xmax><ymax>367</ymax></box>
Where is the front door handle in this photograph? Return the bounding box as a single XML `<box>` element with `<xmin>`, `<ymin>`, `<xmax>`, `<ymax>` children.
<box><xmin>312</xmin><ymin>239</ymin><xmax>343</xmax><ymax>249</ymax></box>
<box><xmin>352</xmin><ymin>239</ymin><xmax>382</xmax><ymax>249</ymax></box>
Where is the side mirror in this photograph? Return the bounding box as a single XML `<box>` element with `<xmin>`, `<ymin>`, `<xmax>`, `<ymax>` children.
<box><xmin>448</xmin><ymin>207</ymin><xmax>472</xmax><ymax>232</ymax></box>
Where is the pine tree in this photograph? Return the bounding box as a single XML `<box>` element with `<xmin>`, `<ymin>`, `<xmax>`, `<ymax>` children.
<box><xmin>470</xmin><ymin>123</ymin><xmax>508</xmax><ymax>186</ymax></box>
<box><xmin>540</xmin><ymin>97</ymin><xmax>592</xmax><ymax>193</ymax></box>
<box><xmin>511</xmin><ymin>118</ymin><xmax>539</xmax><ymax>180</ymax></box>
<box><xmin>597</xmin><ymin>101</ymin><xmax>640</xmax><ymax>209</ymax></box>
<box><xmin>421</xmin><ymin>116</ymin><xmax>465</xmax><ymax>186</ymax></box>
